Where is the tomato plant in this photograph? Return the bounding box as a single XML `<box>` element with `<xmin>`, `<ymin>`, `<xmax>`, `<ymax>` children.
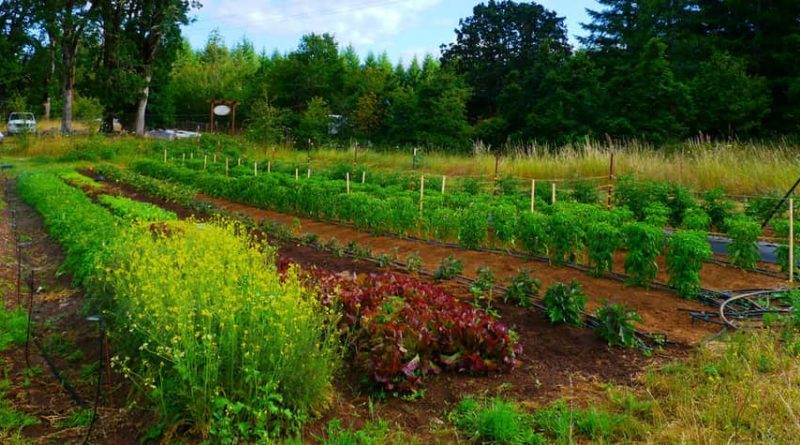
<box><xmin>491</xmin><ymin>204</ymin><xmax>518</xmax><ymax>244</ymax></box>
<box><xmin>702</xmin><ymin>187</ymin><xmax>735</xmax><ymax>231</ymax></box>
<box><xmin>725</xmin><ymin>216</ymin><xmax>760</xmax><ymax>270</ymax></box>
<box><xmin>547</xmin><ymin>209</ymin><xmax>584</xmax><ymax>263</ymax></box>
<box><xmin>586</xmin><ymin>221</ymin><xmax>621</xmax><ymax>276</ymax></box>
<box><xmin>666</xmin><ymin>230</ymin><xmax>712</xmax><ymax>299</ymax></box>
<box><xmin>503</xmin><ymin>270</ymin><xmax>541</xmax><ymax>308</ymax></box>
<box><xmin>516</xmin><ymin>212</ymin><xmax>549</xmax><ymax>257</ymax></box>
<box><xmin>623</xmin><ymin>222</ymin><xmax>665</xmax><ymax>287</ymax></box>
<box><xmin>458</xmin><ymin>205</ymin><xmax>490</xmax><ymax>249</ymax></box>
<box><xmin>542</xmin><ymin>281</ymin><xmax>586</xmax><ymax>326</ymax></box>
<box><xmin>434</xmin><ymin>255</ymin><xmax>464</xmax><ymax>280</ymax></box>
<box><xmin>643</xmin><ymin>202</ymin><xmax>670</xmax><ymax>227</ymax></box>
<box><xmin>682</xmin><ymin>208</ymin><xmax>711</xmax><ymax>231</ymax></box>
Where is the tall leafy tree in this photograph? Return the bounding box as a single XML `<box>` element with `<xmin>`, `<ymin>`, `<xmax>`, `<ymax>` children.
<box><xmin>441</xmin><ymin>0</ymin><xmax>571</xmax><ymax>125</ymax></box>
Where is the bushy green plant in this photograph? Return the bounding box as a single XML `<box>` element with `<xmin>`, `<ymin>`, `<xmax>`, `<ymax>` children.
<box><xmin>773</xmin><ymin>219</ymin><xmax>799</xmax><ymax>278</ymax></box>
<box><xmin>434</xmin><ymin>255</ymin><xmax>463</xmax><ymax>280</ymax></box>
<box><xmin>594</xmin><ymin>302</ymin><xmax>642</xmax><ymax>348</ymax></box>
<box><xmin>458</xmin><ymin>205</ymin><xmax>490</xmax><ymax>249</ymax></box>
<box><xmin>503</xmin><ymin>270</ymin><xmax>541</xmax><ymax>308</ymax></box>
<box><xmin>725</xmin><ymin>216</ymin><xmax>761</xmax><ymax>270</ymax></box>
<box><xmin>623</xmin><ymin>223</ymin><xmax>665</xmax><ymax>287</ymax></box>
<box><xmin>0</xmin><ymin>309</ymin><xmax>27</xmax><ymax>352</ymax></box>
<box><xmin>531</xmin><ymin>399</ymin><xmax>635</xmax><ymax>443</ymax></box>
<box><xmin>543</xmin><ymin>281</ymin><xmax>587</xmax><ymax>326</ymax></box>
<box><xmin>703</xmin><ymin>187</ymin><xmax>734</xmax><ymax>231</ymax></box>
<box><xmin>97</xmin><ymin>194</ymin><xmax>177</xmax><ymax>222</ymax></box>
<box><xmin>745</xmin><ymin>193</ymin><xmax>781</xmax><ymax>223</ymax></box>
<box><xmin>682</xmin><ymin>207</ymin><xmax>712</xmax><ymax>231</ymax></box>
<box><xmin>643</xmin><ymin>202</ymin><xmax>670</xmax><ymax>227</ymax></box>
<box><xmin>586</xmin><ymin>222</ymin><xmax>621</xmax><ymax>276</ymax></box>
<box><xmin>570</xmin><ymin>180</ymin><xmax>599</xmax><ymax>204</ymax></box>
<box><xmin>547</xmin><ymin>209</ymin><xmax>584</xmax><ymax>263</ymax></box>
<box><xmin>666</xmin><ymin>230</ymin><xmax>712</xmax><ymax>299</ymax></box>
<box><xmin>451</xmin><ymin>397</ymin><xmax>543</xmax><ymax>445</ymax></box>
<box><xmin>516</xmin><ymin>212</ymin><xmax>549</xmax><ymax>256</ymax></box>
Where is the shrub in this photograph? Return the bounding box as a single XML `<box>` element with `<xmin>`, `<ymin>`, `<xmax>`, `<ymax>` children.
<box><xmin>643</xmin><ymin>202</ymin><xmax>670</xmax><ymax>227</ymax></box>
<box><xmin>516</xmin><ymin>212</ymin><xmax>549</xmax><ymax>256</ymax></box>
<box><xmin>459</xmin><ymin>205</ymin><xmax>490</xmax><ymax>249</ymax></box>
<box><xmin>547</xmin><ymin>209</ymin><xmax>584</xmax><ymax>263</ymax></box>
<box><xmin>434</xmin><ymin>255</ymin><xmax>463</xmax><ymax>280</ymax></box>
<box><xmin>623</xmin><ymin>223</ymin><xmax>665</xmax><ymax>287</ymax></box>
<box><xmin>503</xmin><ymin>270</ymin><xmax>541</xmax><ymax>308</ymax></box>
<box><xmin>703</xmin><ymin>187</ymin><xmax>734</xmax><ymax>231</ymax></box>
<box><xmin>682</xmin><ymin>207</ymin><xmax>712</xmax><ymax>231</ymax></box>
<box><xmin>666</xmin><ymin>230</ymin><xmax>712</xmax><ymax>299</ymax></box>
<box><xmin>586</xmin><ymin>222</ymin><xmax>621</xmax><ymax>276</ymax></box>
<box><xmin>543</xmin><ymin>281</ymin><xmax>587</xmax><ymax>326</ymax></box>
<box><xmin>725</xmin><ymin>216</ymin><xmax>761</xmax><ymax>270</ymax></box>
<box><xmin>594</xmin><ymin>302</ymin><xmax>642</xmax><ymax>348</ymax></box>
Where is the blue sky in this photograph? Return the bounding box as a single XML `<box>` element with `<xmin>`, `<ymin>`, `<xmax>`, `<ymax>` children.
<box><xmin>183</xmin><ymin>0</ymin><xmax>599</xmax><ymax>62</ymax></box>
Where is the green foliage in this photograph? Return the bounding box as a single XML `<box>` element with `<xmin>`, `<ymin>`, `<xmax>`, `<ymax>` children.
<box><xmin>643</xmin><ymin>202</ymin><xmax>670</xmax><ymax>227</ymax></box>
<box><xmin>586</xmin><ymin>221</ymin><xmax>621</xmax><ymax>276</ymax></box>
<box><xmin>773</xmin><ymin>219</ymin><xmax>800</xmax><ymax>277</ymax></box>
<box><xmin>623</xmin><ymin>223</ymin><xmax>665</xmax><ymax>287</ymax></box>
<box><xmin>593</xmin><ymin>303</ymin><xmax>643</xmax><ymax>348</ymax></box>
<box><xmin>547</xmin><ymin>209</ymin><xmax>584</xmax><ymax>263</ymax></box>
<box><xmin>542</xmin><ymin>281</ymin><xmax>587</xmax><ymax>326</ymax></box>
<box><xmin>298</xmin><ymin>97</ymin><xmax>332</xmax><ymax>146</ymax></box>
<box><xmin>725</xmin><ymin>216</ymin><xmax>761</xmax><ymax>270</ymax></box>
<box><xmin>703</xmin><ymin>188</ymin><xmax>734</xmax><ymax>231</ymax></box>
<box><xmin>682</xmin><ymin>208</ymin><xmax>712</xmax><ymax>231</ymax></box>
<box><xmin>0</xmin><ymin>310</ymin><xmax>27</xmax><ymax>352</ymax></box>
<box><xmin>405</xmin><ymin>252</ymin><xmax>423</xmax><ymax>273</ymax></box>
<box><xmin>434</xmin><ymin>255</ymin><xmax>463</xmax><ymax>281</ymax></box>
<box><xmin>503</xmin><ymin>270</ymin><xmax>541</xmax><ymax>308</ymax></box>
<box><xmin>451</xmin><ymin>397</ymin><xmax>543</xmax><ymax>445</ymax></box>
<box><xmin>666</xmin><ymin>231</ymin><xmax>712</xmax><ymax>299</ymax></box>
<box><xmin>531</xmin><ymin>399</ymin><xmax>635</xmax><ymax>443</ymax></box>
<box><xmin>516</xmin><ymin>212</ymin><xmax>549</xmax><ymax>257</ymax></box>
<box><xmin>470</xmin><ymin>266</ymin><xmax>496</xmax><ymax>303</ymax></box>
<box><xmin>97</xmin><ymin>194</ymin><xmax>177</xmax><ymax>222</ymax></box>
<box><xmin>458</xmin><ymin>206</ymin><xmax>489</xmax><ymax>249</ymax></box>
<box><xmin>318</xmin><ymin>419</ymin><xmax>394</xmax><ymax>445</ymax></box>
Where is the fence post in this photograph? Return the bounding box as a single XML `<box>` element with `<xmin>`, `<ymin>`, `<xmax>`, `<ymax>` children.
<box><xmin>441</xmin><ymin>176</ymin><xmax>447</xmax><ymax>194</ymax></box>
<box><xmin>295</xmin><ymin>168</ymin><xmax>299</xmax><ymax>181</ymax></box>
<box><xmin>551</xmin><ymin>183</ymin><xmax>557</xmax><ymax>204</ymax></box>
<box><xmin>203</xmin><ymin>155</ymin><xmax>208</xmax><ymax>170</ymax></box>
<box><xmin>225</xmin><ymin>158</ymin><xmax>229</xmax><ymax>176</ymax></box>
<box><xmin>268</xmin><ymin>161</ymin><xmax>271</xmax><ymax>173</ymax></box>
<box><xmin>307</xmin><ymin>168</ymin><xmax>311</xmax><ymax>178</ymax></box>
<box><xmin>182</xmin><ymin>153</ymin><xmax>185</xmax><ymax>165</ymax></box>
<box><xmin>346</xmin><ymin>173</ymin><xmax>351</xmax><ymax>194</ymax></box>
<box><xmin>254</xmin><ymin>161</ymin><xmax>258</xmax><ymax>176</ymax></box>
<box><xmin>163</xmin><ymin>148</ymin><xmax>167</xmax><ymax>163</ymax></box>
<box><xmin>419</xmin><ymin>175</ymin><xmax>425</xmax><ymax>219</ymax></box>
<box><xmin>238</xmin><ymin>157</ymin><xmax>241</xmax><ymax>167</ymax></box>
<box><xmin>361</xmin><ymin>171</ymin><xmax>366</xmax><ymax>184</ymax></box>
<box><xmin>531</xmin><ymin>179</ymin><xmax>536</xmax><ymax>213</ymax></box>
<box><xmin>791</xmin><ymin>198</ymin><xmax>795</xmax><ymax>283</ymax></box>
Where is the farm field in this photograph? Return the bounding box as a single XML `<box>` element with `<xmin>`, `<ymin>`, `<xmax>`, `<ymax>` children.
<box><xmin>1</xmin><ymin>139</ymin><xmax>800</xmax><ymax>444</ymax></box>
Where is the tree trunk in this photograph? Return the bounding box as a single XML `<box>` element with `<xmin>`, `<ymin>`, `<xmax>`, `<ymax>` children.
<box><xmin>43</xmin><ymin>98</ymin><xmax>51</xmax><ymax>121</ymax></box>
<box><xmin>135</xmin><ymin>69</ymin><xmax>152</xmax><ymax>136</ymax></box>
<box><xmin>61</xmin><ymin>41</ymin><xmax>76</xmax><ymax>133</ymax></box>
<box><xmin>44</xmin><ymin>35</ymin><xmax>56</xmax><ymax>121</ymax></box>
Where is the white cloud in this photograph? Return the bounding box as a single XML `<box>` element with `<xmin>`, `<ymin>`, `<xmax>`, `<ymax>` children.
<box><xmin>195</xmin><ymin>0</ymin><xmax>444</xmax><ymax>49</ymax></box>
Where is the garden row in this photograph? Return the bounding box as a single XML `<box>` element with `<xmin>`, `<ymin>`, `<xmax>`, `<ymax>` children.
<box><xmin>17</xmin><ymin>168</ymin><xmax>520</xmax><ymax>442</ymax></box>
<box><xmin>130</xmin><ymin>160</ymin><xmax>780</xmax><ymax>299</ymax></box>
<box><xmin>158</xmin><ymin>149</ymin><xmax>795</xmax><ymax>237</ymax></box>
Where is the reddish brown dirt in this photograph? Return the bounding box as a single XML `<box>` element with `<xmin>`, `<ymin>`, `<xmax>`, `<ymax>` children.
<box><xmin>0</xmin><ymin>176</ymin><xmax>143</xmax><ymax>444</ymax></box>
<box><xmin>198</xmin><ymin>195</ymin><xmax>721</xmax><ymax>345</ymax></box>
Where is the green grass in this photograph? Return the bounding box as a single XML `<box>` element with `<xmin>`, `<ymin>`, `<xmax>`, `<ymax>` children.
<box><xmin>59</xmin><ymin>171</ymin><xmax>103</xmax><ymax>189</ymax></box>
<box><xmin>0</xmin><ymin>310</ymin><xmax>27</xmax><ymax>352</ymax></box>
<box><xmin>97</xmin><ymin>194</ymin><xmax>177</xmax><ymax>222</ymax></box>
<box><xmin>0</xmin><ymin>380</ymin><xmax>38</xmax><ymax>431</ymax></box>
<box><xmin>451</xmin><ymin>398</ymin><xmax>543</xmax><ymax>445</ymax></box>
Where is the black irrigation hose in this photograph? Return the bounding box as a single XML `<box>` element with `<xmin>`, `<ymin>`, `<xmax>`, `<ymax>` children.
<box><xmin>82</xmin><ymin>317</ymin><xmax>106</xmax><ymax>445</ymax></box>
<box><xmin>33</xmin><ymin>337</ymin><xmax>87</xmax><ymax>409</ymax></box>
<box><xmin>24</xmin><ymin>270</ymin><xmax>34</xmax><ymax>369</ymax></box>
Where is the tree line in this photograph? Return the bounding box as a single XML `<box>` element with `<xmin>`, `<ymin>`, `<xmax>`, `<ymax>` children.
<box><xmin>2</xmin><ymin>0</ymin><xmax>798</xmax><ymax>148</ymax></box>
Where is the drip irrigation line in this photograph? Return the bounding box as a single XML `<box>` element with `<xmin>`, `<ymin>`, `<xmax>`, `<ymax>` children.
<box><xmin>33</xmin><ymin>337</ymin><xmax>87</xmax><ymax>409</ymax></box>
<box><xmin>82</xmin><ymin>316</ymin><xmax>106</xmax><ymax>445</ymax></box>
<box><xmin>24</xmin><ymin>269</ymin><xmax>34</xmax><ymax>369</ymax></box>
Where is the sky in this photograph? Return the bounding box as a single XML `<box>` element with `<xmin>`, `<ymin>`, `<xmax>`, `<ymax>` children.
<box><xmin>182</xmin><ymin>0</ymin><xmax>600</xmax><ymax>63</ymax></box>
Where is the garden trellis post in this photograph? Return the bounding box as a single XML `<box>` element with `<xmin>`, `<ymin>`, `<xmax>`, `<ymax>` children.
<box><xmin>225</xmin><ymin>158</ymin><xmax>229</xmax><ymax>176</ymax></box>
<box><xmin>163</xmin><ymin>149</ymin><xmax>167</xmax><ymax>163</ymax></box>
<box><xmin>419</xmin><ymin>175</ymin><xmax>425</xmax><ymax>219</ymax></box>
<box><xmin>362</xmin><ymin>171</ymin><xmax>366</xmax><ymax>184</ymax></box>
<box><xmin>346</xmin><ymin>173</ymin><xmax>350</xmax><ymax>194</ymax></box>
<box><xmin>254</xmin><ymin>161</ymin><xmax>258</xmax><ymax>176</ymax></box>
<box><xmin>791</xmin><ymin>198</ymin><xmax>795</xmax><ymax>283</ymax></box>
<box><xmin>204</xmin><ymin>155</ymin><xmax>207</xmax><ymax>170</ymax></box>
<box><xmin>531</xmin><ymin>180</ymin><xmax>536</xmax><ymax>212</ymax></box>
<box><xmin>552</xmin><ymin>183</ymin><xmax>556</xmax><ymax>204</ymax></box>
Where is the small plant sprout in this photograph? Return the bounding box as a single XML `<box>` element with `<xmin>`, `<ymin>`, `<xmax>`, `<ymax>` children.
<box><xmin>470</xmin><ymin>266</ymin><xmax>496</xmax><ymax>307</ymax></box>
<box><xmin>405</xmin><ymin>252</ymin><xmax>423</xmax><ymax>272</ymax></box>
<box><xmin>543</xmin><ymin>281</ymin><xmax>587</xmax><ymax>326</ymax></box>
<box><xmin>434</xmin><ymin>255</ymin><xmax>463</xmax><ymax>280</ymax></box>
<box><xmin>503</xmin><ymin>270</ymin><xmax>541</xmax><ymax>308</ymax></box>
<box><xmin>594</xmin><ymin>302</ymin><xmax>643</xmax><ymax>348</ymax></box>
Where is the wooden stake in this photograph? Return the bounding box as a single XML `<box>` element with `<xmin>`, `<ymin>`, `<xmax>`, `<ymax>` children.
<box><xmin>531</xmin><ymin>180</ymin><xmax>536</xmax><ymax>213</ymax></box>
<box><xmin>225</xmin><ymin>158</ymin><xmax>229</xmax><ymax>176</ymax></box>
<box><xmin>295</xmin><ymin>168</ymin><xmax>299</xmax><ymax>180</ymax></box>
<box><xmin>254</xmin><ymin>161</ymin><xmax>258</xmax><ymax>176</ymax></box>
<box><xmin>419</xmin><ymin>175</ymin><xmax>425</xmax><ymax>219</ymax></box>
<box><xmin>163</xmin><ymin>148</ymin><xmax>167</xmax><ymax>163</ymax></box>
<box><xmin>190</xmin><ymin>152</ymin><xmax>194</xmax><ymax>160</ymax></box>
<box><xmin>441</xmin><ymin>176</ymin><xmax>447</xmax><ymax>194</ymax></box>
<box><xmin>551</xmin><ymin>183</ymin><xmax>557</xmax><ymax>204</ymax></box>
<box><xmin>237</xmin><ymin>157</ymin><xmax>241</xmax><ymax>167</ymax></box>
<box><xmin>346</xmin><ymin>173</ymin><xmax>351</xmax><ymax>194</ymax></box>
<box><xmin>267</xmin><ymin>161</ymin><xmax>271</xmax><ymax>173</ymax></box>
<box><xmin>307</xmin><ymin>168</ymin><xmax>311</xmax><ymax>178</ymax></box>
<box><xmin>204</xmin><ymin>155</ymin><xmax>207</xmax><ymax>170</ymax></box>
<box><xmin>182</xmin><ymin>153</ymin><xmax>185</xmax><ymax>165</ymax></box>
<box><xmin>361</xmin><ymin>171</ymin><xmax>366</xmax><ymax>184</ymax></box>
<box><xmin>213</xmin><ymin>154</ymin><xmax>217</xmax><ymax>163</ymax></box>
<box><xmin>791</xmin><ymin>198</ymin><xmax>795</xmax><ymax>283</ymax></box>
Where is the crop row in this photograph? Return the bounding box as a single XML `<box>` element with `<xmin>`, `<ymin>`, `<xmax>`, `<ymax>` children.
<box><xmin>131</xmin><ymin>160</ymin><xmax>769</xmax><ymax>299</ymax></box>
<box><xmin>18</xmin><ymin>168</ymin><xmax>519</xmax><ymax>441</ymax></box>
